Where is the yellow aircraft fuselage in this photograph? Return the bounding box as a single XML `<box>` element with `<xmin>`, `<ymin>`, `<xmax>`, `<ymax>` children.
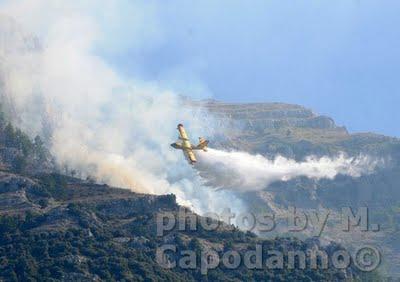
<box><xmin>171</xmin><ymin>124</ymin><xmax>209</xmax><ymax>165</ymax></box>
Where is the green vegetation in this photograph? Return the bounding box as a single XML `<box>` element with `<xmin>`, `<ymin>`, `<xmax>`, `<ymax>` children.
<box><xmin>37</xmin><ymin>173</ymin><xmax>69</xmax><ymax>200</ymax></box>
<box><xmin>0</xmin><ymin>102</ymin><xmax>393</xmax><ymax>280</ymax></box>
<box><xmin>0</xmin><ymin>171</ymin><xmax>383</xmax><ymax>281</ymax></box>
<box><xmin>0</xmin><ymin>111</ymin><xmax>51</xmax><ymax>173</ymax></box>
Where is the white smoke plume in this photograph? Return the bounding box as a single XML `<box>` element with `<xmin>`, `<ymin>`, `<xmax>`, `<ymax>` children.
<box><xmin>0</xmin><ymin>1</ymin><xmax>246</xmax><ymax>215</ymax></box>
<box><xmin>196</xmin><ymin>149</ymin><xmax>379</xmax><ymax>191</ymax></box>
<box><xmin>0</xmin><ymin>1</ymin><xmax>380</xmax><ymax>216</ymax></box>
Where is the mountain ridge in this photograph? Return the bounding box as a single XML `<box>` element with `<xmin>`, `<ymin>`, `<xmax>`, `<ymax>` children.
<box><xmin>190</xmin><ymin>99</ymin><xmax>400</xmax><ymax>278</ymax></box>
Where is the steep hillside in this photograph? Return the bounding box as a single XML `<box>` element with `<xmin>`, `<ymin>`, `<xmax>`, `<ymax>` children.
<box><xmin>0</xmin><ymin>116</ymin><xmax>381</xmax><ymax>281</ymax></box>
<box><xmin>192</xmin><ymin>100</ymin><xmax>400</xmax><ymax>207</ymax></box>
<box><xmin>0</xmin><ymin>171</ymin><xmax>377</xmax><ymax>281</ymax></box>
<box><xmin>193</xmin><ymin>100</ymin><xmax>400</xmax><ymax>277</ymax></box>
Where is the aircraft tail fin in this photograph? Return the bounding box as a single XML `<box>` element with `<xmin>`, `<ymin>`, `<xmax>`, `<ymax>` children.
<box><xmin>194</xmin><ymin>137</ymin><xmax>209</xmax><ymax>151</ymax></box>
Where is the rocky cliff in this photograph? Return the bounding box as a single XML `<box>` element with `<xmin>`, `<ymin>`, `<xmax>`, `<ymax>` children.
<box><xmin>192</xmin><ymin>100</ymin><xmax>399</xmax><ymax>162</ymax></box>
<box><xmin>193</xmin><ymin>99</ymin><xmax>400</xmax><ymax>278</ymax></box>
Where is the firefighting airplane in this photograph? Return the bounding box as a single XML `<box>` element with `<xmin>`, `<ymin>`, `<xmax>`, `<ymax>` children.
<box><xmin>171</xmin><ymin>124</ymin><xmax>209</xmax><ymax>165</ymax></box>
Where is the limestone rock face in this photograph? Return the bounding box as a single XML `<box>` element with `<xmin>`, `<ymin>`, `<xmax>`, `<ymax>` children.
<box><xmin>193</xmin><ymin>100</ymin><xmax>345</xmax><ymax>132</ymax></box>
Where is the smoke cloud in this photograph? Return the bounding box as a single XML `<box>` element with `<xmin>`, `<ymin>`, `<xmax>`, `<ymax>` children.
<box><xmin>0</xmin><ymin>1</ymin><xmax>247</xmax><ymax>215</ymax></box>
<box><xmin>0</xmin><ymin>1</ymin><xmax>380</xmax><ymax>216</ymax></box>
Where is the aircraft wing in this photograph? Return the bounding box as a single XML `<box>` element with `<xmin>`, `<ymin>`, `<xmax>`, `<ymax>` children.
<box><xmin>177</xmin><ymin>124</ymin><xmax>197</xmax><ymax>164</ymax></box>
<box><xmin>177</xmin><ymin>124</ymin><xmax>192</xmax><ymax>148</ymax></box>
<box><xmin>183</xmin><ymin>148</ymin><xmax>197</xmax><ymax>164</ymax></box>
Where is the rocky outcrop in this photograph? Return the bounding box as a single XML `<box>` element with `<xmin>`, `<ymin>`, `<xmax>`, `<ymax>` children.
<box><xmin>191</xmin><ymin>100</ymin><xmax>346</xmax><ymax>132</ymax></box>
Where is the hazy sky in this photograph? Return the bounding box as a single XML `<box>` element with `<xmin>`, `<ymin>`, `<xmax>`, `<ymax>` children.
<box><xmin>2</xmin><ymin>0</ymin><xmax>399</xmax><ymax>137</ymax></box>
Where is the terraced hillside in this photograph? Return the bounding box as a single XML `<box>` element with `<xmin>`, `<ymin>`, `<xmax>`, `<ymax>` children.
<box><xmin>0</xmin><ymin>171</ymin><xmax>378</xmax><ymax>281</ymax></box>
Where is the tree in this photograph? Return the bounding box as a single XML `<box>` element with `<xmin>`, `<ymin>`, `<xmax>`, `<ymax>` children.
<box><xmin>4</xmin><ymin>123</ymin><xmax>15</xmax><ymax>147</ymax></box>
<box><xmin>34</xmin><ymin>135</ymin><xmax>47</xmax><ymax>161</ymax></box>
